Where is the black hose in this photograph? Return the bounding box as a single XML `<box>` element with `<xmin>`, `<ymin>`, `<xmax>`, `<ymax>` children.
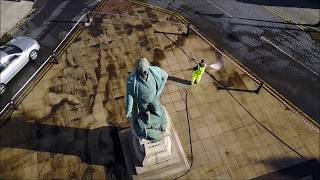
<box><xmin>174</xmin><ymin>87</ymin><xmax>193</xmax><ymax>180</ymax></box>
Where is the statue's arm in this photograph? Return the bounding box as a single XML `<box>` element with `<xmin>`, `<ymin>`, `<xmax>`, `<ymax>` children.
<box><xmin>156</xmin><ymin>67</ymin><xmax>168</xmax><ymax>95</ymax></box>
<box><xmin>126</xmin><ymin>75</ymin><xmax>134</xmax><ymax>119</ymax></box>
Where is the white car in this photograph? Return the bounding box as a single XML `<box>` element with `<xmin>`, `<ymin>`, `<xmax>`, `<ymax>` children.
<box><xmin>0</xmin><ymin>36</ymin><xmax>40</xmax><ymax>94</ymax></box>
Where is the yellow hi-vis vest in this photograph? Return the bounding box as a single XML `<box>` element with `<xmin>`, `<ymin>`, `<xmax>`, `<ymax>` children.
<box><xmin>194</xmin><ymin>64</ymin><xmax>206</xmax><ymax>77</ymax></box>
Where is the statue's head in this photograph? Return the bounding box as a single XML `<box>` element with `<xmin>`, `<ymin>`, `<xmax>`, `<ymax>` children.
<box><xmin>136</xmin><ymin>58</ymin><xmax>150</xmax><ymax>80</ymax></box>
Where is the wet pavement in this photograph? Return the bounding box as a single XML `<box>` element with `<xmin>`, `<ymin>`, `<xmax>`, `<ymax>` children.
<box><xmin>146</xmin><ymin>0</ymin><xmax>320</xmax><ymax>122</ymax></box>
<box><xmin>0</xmin><ymin>0</ymin><xmax>99</xmax><ymax>112</ymax></box>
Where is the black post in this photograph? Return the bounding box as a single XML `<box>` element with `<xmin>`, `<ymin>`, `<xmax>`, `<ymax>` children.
<box><xmin>86</xmin><ymin>11</ymin><xmax>91</xmax><ymax>24</ymax></box>
<box><xmin>51</xmin><ymin>53</ymin><xmax>58</xmax><ymax>64</ymax></box>
<box><xmin>254</xmin><ymin>82</ymin><xmax>264</xmax><ymax>94</ymax></box>
<box><xmin>10</xmin><ymin>100</ymin><xmax>18</xmax><ymax>110</ymax></box>
<box><xmin>185</xmin><ymin>23</ymin><xmax>190</xmax><ymax>36</ymax></box>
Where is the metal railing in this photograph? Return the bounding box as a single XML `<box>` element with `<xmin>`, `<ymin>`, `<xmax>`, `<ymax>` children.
<box><xmin>0</xmin><ymin>12</ymin><xmax>91</xmax><ymax>120</ymax></box>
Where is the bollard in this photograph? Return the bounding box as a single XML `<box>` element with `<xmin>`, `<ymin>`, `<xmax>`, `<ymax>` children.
<box><xmin>84</xmin><ymin>12</ymin><xmax>93</xmax><ymax>27</ymax></box>
<box><xmin>10</xmin><ymin>100</ymin><xmax>18</xmax><ymax>110</ymax></box>
<box><xmin>51</xmin><ymin>53</ymin><xmax>59</xmax><ymax>64</ymax></box>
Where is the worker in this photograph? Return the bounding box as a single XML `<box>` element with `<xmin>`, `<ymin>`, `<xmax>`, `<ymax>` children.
<box><xmin>191</xmin><ymin>59</ymin><xmax>206</xmax><ymax>85</ymax></box>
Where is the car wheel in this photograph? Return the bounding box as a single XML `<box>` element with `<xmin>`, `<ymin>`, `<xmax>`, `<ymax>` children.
<box><xmin>0</xmin><ymin>83</ymin><xmax>5</xmax><ymax>95</ymax></box>
<box><xmin>29</xmin><ymin>50</ymin><xmax>38</xmax><ymax>61</ymax></box>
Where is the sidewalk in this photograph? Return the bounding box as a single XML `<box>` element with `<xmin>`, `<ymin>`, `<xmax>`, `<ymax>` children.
<box><xmin>267</xmin><ymin>5</ymin><xmax>319</xmax><ymax>24</ymax></box>
<box><xmin>0</xmin><ymin>0</ymin><xmax>34</xmax><ymax>38</ymax></box>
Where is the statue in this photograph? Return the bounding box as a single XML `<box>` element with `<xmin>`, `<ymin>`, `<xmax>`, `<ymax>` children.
<box><xmin>119</xmin><ymin>58</ymin><xmax>188</xmax><ymax>176</ymax></box>
<box><xmin>126</xmin><ymin>58</ymin><xmax>168</xmax><ymax>141</ymax></box>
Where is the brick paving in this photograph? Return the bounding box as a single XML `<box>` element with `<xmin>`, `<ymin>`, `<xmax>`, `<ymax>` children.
<box><xmin>0</xmin><ymin>0</ymin><xmax>319</xmax><ymax>179</ymax></box>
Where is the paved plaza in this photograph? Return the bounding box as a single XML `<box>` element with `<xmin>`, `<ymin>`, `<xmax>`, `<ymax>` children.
<box><xmin>0</xmin><ymin>1</ymin><xmax>319</xmax><ymax>179</ymax></box>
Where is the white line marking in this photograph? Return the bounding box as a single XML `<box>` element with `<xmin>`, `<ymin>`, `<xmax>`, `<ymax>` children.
<box><xmin>206</xmin><ymin>0</ymin><xmax>233</xmax><ymax>17</ymax></box>
<box><xmin>261</xmin><ymin>36</ymin><xmax>319</xmax><ymax>76</ymax></box>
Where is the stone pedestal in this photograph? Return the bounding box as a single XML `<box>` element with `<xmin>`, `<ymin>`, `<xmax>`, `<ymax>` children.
<box><xmin>132</xmin><ymin>129</ymin><xmax>172</xmax><ymax>169</ymax></box>
<box><xmin>119</xmin><ymin>109</ymin><xmax>189</xmax><ymax>179</ymax></box>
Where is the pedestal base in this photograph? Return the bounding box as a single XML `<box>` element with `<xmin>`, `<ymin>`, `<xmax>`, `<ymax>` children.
<box><xmin>119</xmin><ymin>128</ymin><xmax>189</xmax><ymax>180</ymax></box>
<box><xmin>132</xmin><ymin>131</ymin><xmax>172</xmax><ymax>168</ymax></box>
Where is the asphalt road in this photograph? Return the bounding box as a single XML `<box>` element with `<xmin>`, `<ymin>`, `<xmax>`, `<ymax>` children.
<box><xmin>0</xmin><ymin>0</ymin><xmax>99</xmax><ymax>111</ymax></box>
<box><xmin>147</xmin><ymin>0</ymin><xmax>320</xmax><ymax>123</ymax></box>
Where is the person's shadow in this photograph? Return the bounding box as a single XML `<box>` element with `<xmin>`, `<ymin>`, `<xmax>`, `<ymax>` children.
<box><xmin>0</xmin><ymin>118</ymin><xmax>127</xmax><ymax>179</ymax></box>
<box><xmin>168</xmin><ymin>75</ymin><xmax>191</xmax><ymax>85</ymax></box>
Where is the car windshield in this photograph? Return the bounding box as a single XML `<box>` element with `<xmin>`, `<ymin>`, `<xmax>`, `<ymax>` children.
<box><xmin>0</xmin><ymin>44</ymin><xmax>22</xmax><ymax>54</ymax></box>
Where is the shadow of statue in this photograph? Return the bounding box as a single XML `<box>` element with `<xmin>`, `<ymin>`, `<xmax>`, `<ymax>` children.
<box><xmin>0</xmin><ymin>117</ymin><xmax>127</xmax><ymax>179</ymax></box>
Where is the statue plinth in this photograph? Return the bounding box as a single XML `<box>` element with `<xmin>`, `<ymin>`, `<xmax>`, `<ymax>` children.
<box><xmin>119</xmin><ymin>108</ymin><xmax>190</xmax><ymax>179</ymax></box>
<box><xmin>131</xmin><ymin>129</ymin><xmax>172</xmax><ymax>168</ymax></box>
<box><xmin>122</xmin><ymin>59</ymin><xmax>189</xmax><ymax>179</ymax></box>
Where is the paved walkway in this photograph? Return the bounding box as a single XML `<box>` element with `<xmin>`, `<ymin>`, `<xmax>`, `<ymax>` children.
<box><xmin>0</xmin><ymin>0</ymin><xmax>34</xmax><ymax>37</ymax></box>
<box><xmin>0</xmin><ymin>1</ymin><xmax>319</xmax><ymax>179</ymax></box>
<box><xmin>269</xmin><ymin>7</ymin><xmax>319</xmax><ymax>25</ymax></box>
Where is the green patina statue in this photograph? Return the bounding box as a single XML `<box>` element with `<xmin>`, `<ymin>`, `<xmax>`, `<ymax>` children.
<box><xmin>126</xmin><ymin>58</ymin><xmax>168</xmax><ymax>141</ymax></box>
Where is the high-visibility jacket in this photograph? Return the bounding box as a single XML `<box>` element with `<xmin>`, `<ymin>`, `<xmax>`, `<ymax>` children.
<box><xmin>193</xmin><ymin>64</ymin><xmax>206</xmax><ymax>77</ymax></box>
